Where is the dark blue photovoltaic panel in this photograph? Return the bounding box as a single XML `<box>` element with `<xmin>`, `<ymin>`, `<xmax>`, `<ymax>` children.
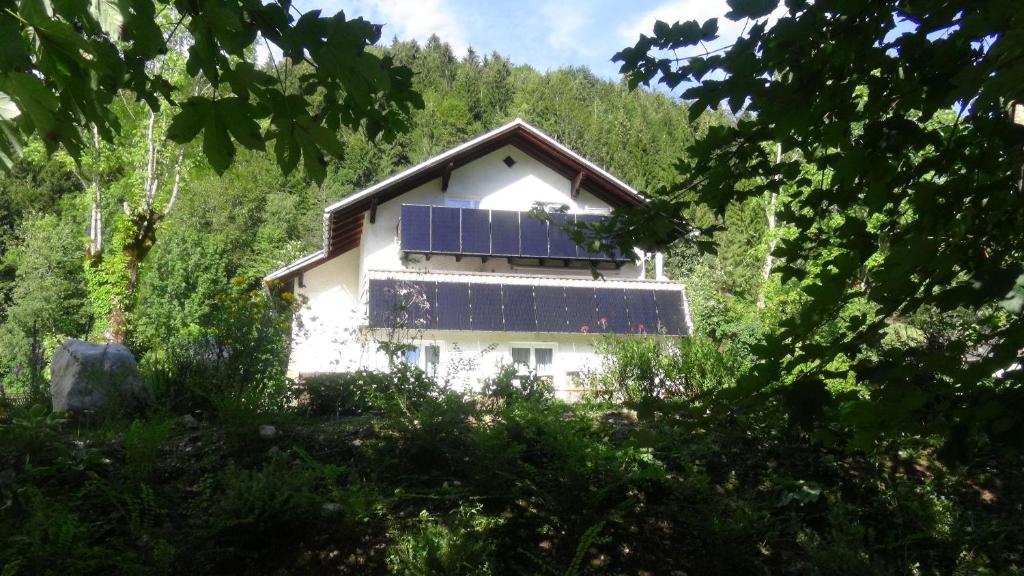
<box><xmin>625</xmin><ymin>289</ymin><xmax>659</xmax><ymax>335</ymax></box>
<box><xmin>575</xmin><ymin>214</ymin><xmax>606</xmax><ymax>260</ymax></box>
<box><xmin>403</xmin><ymin>281</ymin><xmax>437</xmax><ymax>330</ymax></box>
<box><xmin>470</xmin><ymin>283</ymin><xmax>503</xmax><ymax>331</ymax></box>
<box><xmin>534</xmin><ymin>286</ymin><xmax>568</xmax><ymax>332</ymax></box>
<box><xmin>565</xmin><ymin>287</ymin><xmax>598</xmax><ymax>334</ymax></box>
<box><xmin>655</xmin><ymin>290</ymin><xmax>687</xmax><ymax>335</ymax></box>
<box><xmin>430</xmin><ymin>207</ymin><xmax>461</xmax><ymax>253</ymax></box>
<box><xmin>502</xmin><ymin>285</ymin><xmax>536</xmax><ymax>332</ymax></box>
<box><xmin>520</xmin><ymin>213</ymin><xmax>549</xmax><ymax>257</ymax></box>
<box><xmin>368</xmin><ymin>279</ymin><xmax>399</xmax><ymax>327</ymax></box>
<box><xmin>595</xmin><ymin>288</ymin><xmax>629</xmax><ymax>334</ymax></box>
<box><xmin>491</xmin><ymin>210</ymin><xmax>519</xmax><ymax>256</ymax></box>
<box><xmin>400</xmin><ymin>205</ymin><xmax>431</xmax><ymax>252</ymax></box>
<box><xmin>461</xmin><ymin>209</ymin><xmax>490</xmax><ymax>254</ymax></box>
<box><xmin>436</xmin><ymin>283</ymin><xmax>471</xmax><ymax>330</ymax></box>
<box><xmin>548</xmin><ymin>213</ymin><xmax>578</xmax><ymax>259</ymax></box>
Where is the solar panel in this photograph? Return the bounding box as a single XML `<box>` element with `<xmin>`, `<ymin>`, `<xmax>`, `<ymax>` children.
<box><xmin>491</xmin><ymin>210</ymin><xmax>519</xmax><ymax>256</ymax></box>
<box><xmin>575</xmin><ymin>214</ymin><xmax>607</xmax><ymax>260</ymax></box>
<box><xmin>469</xmin><ymin>283</ymin><xmax>504</xmax><ymax>331</ymax></box>
<box><xmin>403</xmin><ymin>281</ymin><xmax>437</xmax><ymax>330</ymax></box>
<box><xmin>595</xmin><ymin>288</ymin><xmax>629</xmax><ymax>333</ymax></box>
<box><xmin>655</xmin><ymin>290</ymin><xmax>687</xmax><ymax>335</ymax></box>
<box><xmin>460</xmin><ymin>208</ymin><xmax>490</xmax><ymax>254</ymax></box>
<box><xmin>520</xmin><ymin>213</ymin><xmax>549</xmax><ymax>257</ymax></box>
<box><xmin>368</xmin><ymin>279</ymin><xmax>399</xmax><ymax>327</ymax></box>
<box><xmin>430</xmin><ymin>207</ymin><xmax>461</xmax><ymax>253</ymax></box>
<box><xmin>548</xmin><ymin>213</ymin><xmax>578</xmax><ymax>259</ymax></box>
<box><xmin>502</xmin><ymin>284</ymin><xmax>537</xmax><ymax>332</ymax></box>
<box><xmin>624</xmin><ymin>289</ymin><xmax>659</xmax><ymax>335</ymax></box>
<box><xmin>565</xmin><ymin>287</ymin><xmax>598</xmax><ymax>334</ymax></box>
<box><xmin>534</xmin><ymin>285</ymin><xmax>568</xmax><ymax>332</ymax></box>
<box><xmin>400</xmin><ymin>205</ymin><xmax>431</xmax><ymax>252</ymax></box>
<box><xmin>436</xmin><ymin>282</ymin><xmax>471</xmax><ymax>330</ymax></box>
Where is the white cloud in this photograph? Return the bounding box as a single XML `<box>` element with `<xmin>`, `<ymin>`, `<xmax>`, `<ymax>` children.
<box><xmin>618</xmin><ymin>0</ymin><xmax>784</xmax><ymax>57</ymax></box>
<box><xmin>541</xmin><ymin>1</ymin><xmax>592</xmax><ymax>54</ymax></box>
<box><xmin>346</xmin><ymin>0</ymin><xmax>468</xmax><ymax>55</ymax></box>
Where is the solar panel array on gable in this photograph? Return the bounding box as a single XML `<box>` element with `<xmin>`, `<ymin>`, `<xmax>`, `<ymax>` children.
<box><xmin>399</xmin><ymin>205</ymin><xmax>631</xmax><ymax>264</ymax></box>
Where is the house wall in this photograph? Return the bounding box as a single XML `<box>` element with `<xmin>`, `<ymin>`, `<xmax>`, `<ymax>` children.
<box><xmin>289</xmin><ymin>142</ymin><xmax>680</xmax><ymax>395</ymax></box>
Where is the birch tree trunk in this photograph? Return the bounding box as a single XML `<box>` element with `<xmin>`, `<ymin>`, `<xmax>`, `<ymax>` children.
<box><xmin>756</xmin><ymin>143</ymin><xmax>782</xmax><ymax>310</ymax></box>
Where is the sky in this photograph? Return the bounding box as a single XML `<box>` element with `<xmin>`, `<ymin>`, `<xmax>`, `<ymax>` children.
<box><xmin>295</xmin><ymin>0</ymin><xmax>766</xmax><ymax>80</ymax></box>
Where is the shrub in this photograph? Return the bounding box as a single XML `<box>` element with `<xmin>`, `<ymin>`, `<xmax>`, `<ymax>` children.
<box><xmin>587</xmin><ymin>335</ymin><xmax>741</xmax><ymax>403</ymax></box>
<box><xmin>140</xmin><ymin>277</ymin><xmax>296</xmax><ymax>421</ymax></box>
<box><xmin>480</xmin><ymin>364</ymin><xmax>554</xmax><ymax>405</ymax></box>
<box><xmin>295</xmin><ymin>371</ymin><xmax>387</xmax><ymax>417</ymax></box>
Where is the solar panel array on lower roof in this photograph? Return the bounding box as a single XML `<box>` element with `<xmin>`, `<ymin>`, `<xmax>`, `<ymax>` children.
<box><xmin>369</xmin><ymin>279</ymin><xmax>687</xmax><ymax>336</ymax></box>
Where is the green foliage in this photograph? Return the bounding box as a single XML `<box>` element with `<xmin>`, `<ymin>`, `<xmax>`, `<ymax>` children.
<box><xmin>480</xmin><ymin>364</ymin><xmax>554</xmax><ymax>405</ymax></box>
<box><xmin>587</xmin><ymin>335</ymin><xmax>739</xmax><ymax>403</ymax></box>
<box><xmin>295</xmin><ymin>371</ymin><xmax>382</xmax><ymax>417</ymax></box>
<box><xmin>0</xmin><ymin>0</ymin><xmax>423</xmax><ymax>183</ymax></box>
<box><xmin>615</xmin><ymin>0</ymin><xmax>1024</xmax><ymax>459</ymax></box>
<box><xmin>206</xmin><ymin>453</ymin><xmax>321</xmax><ymax>546</ymax></box>
<box><xmin>387</xmin><ymin>506</ymin><xmax>498</xmax><ymax>576</ymax></box>
<box><xmin>123</xmin><ymin>418</ymin><xmax>173</xmax><ymax>483</ymax></box>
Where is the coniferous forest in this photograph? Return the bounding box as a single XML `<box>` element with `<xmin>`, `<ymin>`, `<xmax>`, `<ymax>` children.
<box><xmin>1</xmin><ymin>1</ymin><xmax>1022</xmax><ymax>574</ymax></box>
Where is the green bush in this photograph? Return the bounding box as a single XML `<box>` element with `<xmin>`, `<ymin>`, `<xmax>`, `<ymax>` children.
<box><xmin>587</xmin><ymin>335</ymin><xmax>740</xmax><ymax>403</ymax></box>
<box><xmin>295</xmin><ymin>371</ymin><xmax>387</xmax><ymax>417</ymax></box>
<box><xmin>140</xmin><ymin>277</ymin><xmax>295</xmax><ymax>422</ymax></box>
<box><xmin>480</xmin><ymin>364</ymin><xmax>554</xmax><ymax>405</ymax></box>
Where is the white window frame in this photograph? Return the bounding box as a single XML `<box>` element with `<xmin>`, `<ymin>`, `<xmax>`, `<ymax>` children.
<box><xmin>509</xmin><ymin>342</ymin><xmax>557</xmax><ymax>377</ymax></box>
<box><xmin>444</xmin><ymin>197</ymin><xmax>480</xmax><ymax>209</ymax></box>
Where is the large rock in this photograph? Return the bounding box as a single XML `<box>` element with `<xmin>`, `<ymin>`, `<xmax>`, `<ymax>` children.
<box><xmin>50</xmin><ymin>339</ymin><xmax>152</xmax><ymax>415</ymax></box>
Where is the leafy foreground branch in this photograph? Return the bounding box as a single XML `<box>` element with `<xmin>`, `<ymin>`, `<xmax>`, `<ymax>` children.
<box><xmin>1</xmin><ymin>344</ymin><xmax>1021</xmax><ymax>575</ymax></box>
<box><xmin>613</xmin><ymin>0</ymin><xmax>1024</xmax><ymax>460</ymax></box>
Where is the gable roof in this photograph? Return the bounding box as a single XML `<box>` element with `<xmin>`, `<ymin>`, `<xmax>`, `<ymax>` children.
<box><xmin>266</xmin><ymin>118</ymin><xmax>647</xmax><ymax>283</ymax></box>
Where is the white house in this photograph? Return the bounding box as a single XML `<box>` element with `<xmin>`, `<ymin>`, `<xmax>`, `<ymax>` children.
<box><xmin>266</xmin><ymin>119</ymin><xmax>691</xmax><ymax>398</ymax></box>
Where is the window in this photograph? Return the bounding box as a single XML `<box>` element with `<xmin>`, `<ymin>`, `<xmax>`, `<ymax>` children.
<box><xmin>445</xmin><ymin>198</ymin><xmax>479</xmax><ymax>209</ymax></box>
<box><xmin>406</xmin><ymin>344</ymin><xmax>441</xmax><ymax>374</ymax></box>
<box><xmin>404</xmin><ymin>347</ymin><xmax>420</xmax><ymax>366</ymax></box>
<box><xmin>510</xmin><ymin>345</ymin><xmax>555</xmax><ymax>376</ymax></box>
<box><xmin>424</xmin><ymin>344</ymin><xmax>440</xmax><ymax>374</ymax></box>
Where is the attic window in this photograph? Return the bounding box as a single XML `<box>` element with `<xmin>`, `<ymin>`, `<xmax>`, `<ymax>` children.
<box><xmin>502</xmin><ymin>155</ymin><xmax>516</xmax><ymax>168</ymax></box>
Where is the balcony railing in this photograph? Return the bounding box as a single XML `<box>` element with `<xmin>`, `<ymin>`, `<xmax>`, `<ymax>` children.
<box><xmin>399</xmin><ymin>205</ymin><xmax>628</xmax><ymax>264</ymax></box>
<box><xmin>367</xmin><ymin>278</ymin><xmax>687</xmax><ymax>336</ymax></box>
